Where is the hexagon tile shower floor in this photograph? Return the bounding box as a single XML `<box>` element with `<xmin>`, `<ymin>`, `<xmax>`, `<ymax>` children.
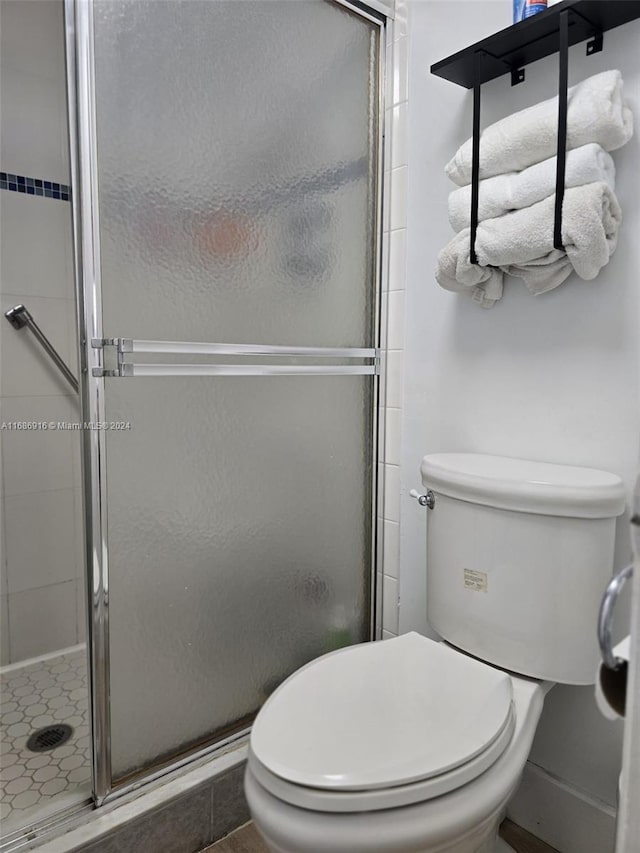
<box><xmin>0</xmin><ymin>648</ymin><xmax>90</xmax><ymax>833</ymax></box>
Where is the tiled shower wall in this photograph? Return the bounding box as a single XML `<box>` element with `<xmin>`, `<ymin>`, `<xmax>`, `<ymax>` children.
<box><xmin>0</xmin><ymin>0</ymin><xmax>85</xmax><ymax>665</ymax></box>
<box><xmin>379</xmin><ymin>0</ymin><xmax>408</xmax><ymax>639</ymax></box>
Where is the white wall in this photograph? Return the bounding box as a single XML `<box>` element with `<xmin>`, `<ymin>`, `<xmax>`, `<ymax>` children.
<box><xmin>379</xmin><ymin>0</ymin><xmax>409</xmax><ymax>639</ymax></box>
<box><xmin>399</xmin><ymin>0</ymin><xmax>640</xmax><ymax>839</ymax></box>
<box><xmin>0</xmin><ymin>0</ymin><xmax>84</xmax><ymax>664</ymax></box>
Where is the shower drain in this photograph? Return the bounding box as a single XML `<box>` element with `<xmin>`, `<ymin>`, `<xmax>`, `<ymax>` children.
<box><xmin>26</xmin><ymin>724</ymin><xmax>73</xmax><ymax>753</ymax></box>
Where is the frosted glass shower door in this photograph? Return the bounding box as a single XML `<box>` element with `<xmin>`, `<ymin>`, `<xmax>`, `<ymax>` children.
<box><xmin>75</xmin><ymin>0</ymin><xmax>383</xmax><ymax>787</ymax></box>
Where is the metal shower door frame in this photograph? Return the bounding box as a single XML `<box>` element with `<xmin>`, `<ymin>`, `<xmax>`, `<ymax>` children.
<box><xmin>65</xmin><ymin>0</ymin><xmax>390</xmax><ymax>807</ymax></box>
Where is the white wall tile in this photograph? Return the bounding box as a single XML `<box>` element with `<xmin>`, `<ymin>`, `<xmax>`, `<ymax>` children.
<box><xmin>69</xmin><ymin>396</ymin><xmax>83</xmax><ymax>491</ymax></box>
<box><xmin>383</xmin><ymin>574</ymin><xmax>399</xmax><ymax>633</ymax></box>
<box><xmin>1</xmin><ymin>396</ymin><xmax>76</xmax><ymax>495</ymax></box>
<box><xmin>389</xmin><ymin>228</ymin><xmax>407</xmax><ymax>291</ymax></box>
<box><xmin>390</xmin><ymin>166</ymin><xmax>408</xmax><ymax>230</ymax></box>
<box><xmin>0</xmin><ymin>593</ymin><xmax>9</xmax><ymax>665</ymax></box>
<box><xmin>8</xmin><ymin>580</ymin><xmax>77</xmax><ymax>661</ymax></box>
<box><xmin>394</xmin><ymin>0</ymin><xmax>408</xmax><ymax>40</ymax></box>
<box><xmin>386</xmin><ymin>349</ymin><xmax>404</xmax><ymax>410</ymax></box>
<box><xmin>65</xmin><ymin>297</ymin><xmax>80</xmax><ymax>376</ymax></box>
<box><xmin>383</xmin><ymin>169</ymin><xmax>392</xmax><ymax>233</ymax></box>
<box><xmin>381</xmin><ymin>227</ymin><xmax>390</xmax><ymax>295</ymax></box>
<box><xmin>4</xmin><ymin>489</ymin><xmax>77</xmax><ymax>594</ymax></box>
<box><xmin>0</xmin><ymin>498</ymin><xmax>6</xmax><ymax>598</ymax></box>
<box><xmin>0</xmin><ymin>0</ymin><xmax>78</xmax><ymax>666</ymax></box>
<box><xmin>384</xmin><ymin>464</ymin><xmax>400</xmax><ymax>522</ymax></box>
<box><xmin>385</xmin><ymin>41</ymin><xmax>394</xmax><ymax>109</ymax></box>
<box><xmin>391</xmin><ymin>103</ymin><xmax>408</xmax><ymax>169</ymax></box>
<box><xmin>375</xmin><ymin>570</ymin><xmax>384</xmax><ymax>632</ymax></box>
<box><xmin>387</xmin><ymin>290</ymin><xmax>405</xmax><ymax>351</ymax></box>
<box><xmin>384</xmin><ymin>106</ymin><xmax>394</xmax><ymax>171</ymax></box>
<box><xmin>0</xmin><ymin>192</ymin><xmax>74</xmax><ymax>299</ymax></box>
<box><xmin>383</xmin><ymin>519</ymin><xmax>399</xmax><ymax>579</ymax></box>
<box><xmin>73</xmin><ymin>487</ymin><xmax>85</xmax><ymax>583</ymax></box>
<box><xmin>1</xmin><ymin>293</ymin><xmax>73</xmax><ymax>397</ymax></box>
<box><xmin>76</xmin><ymin>573</ymin><xmax>86</xmax><ymax>645</ymax></box>
<box><xmin>385</xmin><ymin>407</ymin><xmax>401</xmax><ymax>466</ymax></box>
<box><xmin>0</xmin><ymin>66</ymin><xmax>69</xmax><ymax>183</ymax></box>
<box><xmin>0</xmin><ymin>0</ymin><xmax>66</xmax><ymax>84</ymax></box>
<box><xmin>392</xmin><ymin>36</ymin><xmax>408</xmax><ymax>105</ymax></box>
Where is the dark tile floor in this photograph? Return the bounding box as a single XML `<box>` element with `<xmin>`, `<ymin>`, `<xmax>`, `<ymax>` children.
<box><xmin>208</xmin><ymin>822</ymin><xmax>269</xmax><ymax>852</ymax></box>
<box><xmin>207</xmin><ymin>819</ymin><xmax>560</xmax><ymax>852</ymax></box>
<box><xmin>500</xmin><ymin>819</ymin><xmax>561</xmax><ymax>853</ymax></box>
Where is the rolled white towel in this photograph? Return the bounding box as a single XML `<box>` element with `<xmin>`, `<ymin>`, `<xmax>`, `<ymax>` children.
<box><xmin>436</xmin><ymin>182</ymin><xmax>622</xmax><ymax>308</ymax></box>
<box><xmin>448</xmin><ymin>143</ymin><xmax>615</xmax><ymax>232</ymax></box>
<box><xmin>445</xmin><ymin>70</ymin><xmax>633</xmax><ymax>187</ymax></box>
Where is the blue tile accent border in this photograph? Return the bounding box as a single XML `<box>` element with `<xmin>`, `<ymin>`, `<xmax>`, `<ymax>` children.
<box><xmin>0</xmin><ymin>171</ymin><xmax>71</xmax><ymax>202</ymax></box>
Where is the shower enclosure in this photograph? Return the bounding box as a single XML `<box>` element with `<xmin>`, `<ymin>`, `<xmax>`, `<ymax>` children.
<box><xmin>70</xmin><ymin>0</ymin><xmax>383</xmax><ymax>827</ymax></box>
<box><xmin>1</xmin><ymin>0</ymin><xmax>386</xmax><ymax>844</ymax></box>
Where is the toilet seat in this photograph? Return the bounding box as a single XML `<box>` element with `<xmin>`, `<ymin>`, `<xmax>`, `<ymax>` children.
<box><xmin>249</xmin><ymin>633</ymin><xmax>516</xmax><ymax>812</ymax></box>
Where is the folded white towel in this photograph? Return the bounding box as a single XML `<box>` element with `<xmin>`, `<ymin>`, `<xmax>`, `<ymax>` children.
<box><xmin>445</xmin><ymin>70</ymin><xmax>633</xmax><ymax>187</ymax></box>
<box><xmin>436</xmin><ymin>182</ymin><xmax>621</xmax><ymax>308</ymax></box>
<box><xmin>448</xmin><ymin>143</ymin><xmax>615</xmax><ymax>232</ymax></box>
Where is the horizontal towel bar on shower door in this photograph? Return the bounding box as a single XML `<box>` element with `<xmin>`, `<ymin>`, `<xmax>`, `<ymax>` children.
<box><xmin>90</xmin><ymin>338</ymin><xmax>379</xmax><ymax>379</ymax></box>
<box><xmin>92</xmin><ymin>338</ymin><xmax>378</xmax><ymax>359</ymax></box>
<box><xmin>94</xmin><ymin>363</ymin><xmax>378</xmax><ymax>378</ymax></box>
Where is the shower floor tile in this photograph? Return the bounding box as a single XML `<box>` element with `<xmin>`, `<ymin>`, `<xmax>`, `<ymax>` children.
<box><xmin>0</xmin><ymin>647</ymin><xmax>91</xmax><ymax>836</ymax></box>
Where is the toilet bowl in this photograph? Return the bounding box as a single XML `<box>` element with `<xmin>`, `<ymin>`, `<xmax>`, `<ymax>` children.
<box><xmin>246</xmin><ymin>453</ymin><xmax>625</xmax><ymax>853</ymax></box>
<box><xmin>245</xmin><ymin>633</ymin><xmax>552</xmax><ymax>853</ymax></box>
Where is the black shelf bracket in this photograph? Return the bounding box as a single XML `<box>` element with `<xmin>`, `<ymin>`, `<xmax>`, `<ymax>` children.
<box><xmin>553</xmin><ymin>9</ymin><xmax>570</xmax><ymax>251</ymax></box>
<box><xmin>431</xmin><ymin>0</ymin><xmax>640</xmax><ymax>266</ymax></box>
<box><xmin>586</xmin><ymin>31</ymin><xmax>603</xmax><ymax>54</ymax></box>
<box><xmin>468</xmin><ymin>19</ymin><xmax>586</xmax><ymax>263</ymax></box>
<box><xmin>470</xmin><ymin>51</ymin><xmax>483</xmax><ymax>265</ymax></box>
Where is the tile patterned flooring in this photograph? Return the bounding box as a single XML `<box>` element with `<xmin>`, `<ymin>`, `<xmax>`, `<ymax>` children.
<box><xmin>208</xmin><ymin>822</ymin><xmax>269</xmax><ymax>852</ymax></box>
<box><xmin>0</xmin><ymin>647</ymin><xmax>91</xmax><ymax>836</ymax></box>
<box><xmin>500</xmin><ymin>820</ymin><xmax>560</xmax><ymax>853</ymax></box>
<box><xmin>207</xmin><ymin>821</ymin><xmax>560</xmax><ymax>853</ymax></box>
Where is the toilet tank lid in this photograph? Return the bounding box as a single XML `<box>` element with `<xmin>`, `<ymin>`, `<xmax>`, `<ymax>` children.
<box><xmin>421</xmin><ymin>454</ymin><xmax>626</xmax><ymax>518</ymax></box>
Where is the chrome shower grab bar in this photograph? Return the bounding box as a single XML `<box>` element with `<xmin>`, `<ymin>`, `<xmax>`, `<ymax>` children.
<box><xmin>598</xmin><ymin>562</ymin><xmax>634</xmax><ymax>671</ymax></box>
<box><xmin>4</xmin><ymin>304</ymin><xmax>79</xmax><ymax>393</ymax></box>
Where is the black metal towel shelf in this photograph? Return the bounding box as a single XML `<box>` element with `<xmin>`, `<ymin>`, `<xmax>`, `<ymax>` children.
<box><xmin>430</xmin><ymin>0</ymin><xmax>640</xmax><ymax>265</ymax></box>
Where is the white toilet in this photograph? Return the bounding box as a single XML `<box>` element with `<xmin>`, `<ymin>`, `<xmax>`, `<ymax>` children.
<box><xmin>245</xmin><ymin>453</ymin><xmax>625</xmax><ymax>853</ymax></box>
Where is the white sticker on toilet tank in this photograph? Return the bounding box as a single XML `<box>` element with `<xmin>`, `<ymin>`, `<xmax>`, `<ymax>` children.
<box><xmin>464</xmin><ymin>569</ymin><xmax>488</xmax><ymax>592</ymax></box>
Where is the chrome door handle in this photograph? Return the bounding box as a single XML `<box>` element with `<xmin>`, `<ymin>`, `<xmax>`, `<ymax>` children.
<box><xmin>598</xmin><ymin>563</ymin><xmax>633</xmax><ymax>671</ymax></box>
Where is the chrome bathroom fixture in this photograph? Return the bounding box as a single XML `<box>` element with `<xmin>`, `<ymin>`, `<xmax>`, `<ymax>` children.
<box><xmin>409</xmin><ymin>488</ymin><xmax>435</xmax><ymax>509</ymax></box>
<box><xmin>598</xmin><ymin>562</ymin><xmax>634</xmax><ymax>671</ymax></box>
<box><xmin>4</xmin><ymin>303</ymin><xmax>79</xmax><ymax>393</ymax></box>
<box><xmin>90</xmin><ymin>338</ymin><xmax>379</xmax><ymax>379</ymax></box>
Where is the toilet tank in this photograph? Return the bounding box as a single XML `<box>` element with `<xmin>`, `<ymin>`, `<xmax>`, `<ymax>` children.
<box><xmin>421</xmin><ymin>453</ymin><xmax>626</xmax><ymax>685</ymax></box>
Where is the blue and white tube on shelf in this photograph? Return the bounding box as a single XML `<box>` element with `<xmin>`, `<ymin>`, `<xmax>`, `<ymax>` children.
<box><xmin>513</xmin><ymin>0</ymin><xmax>547</xmax><ymax>23</ymax></box>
